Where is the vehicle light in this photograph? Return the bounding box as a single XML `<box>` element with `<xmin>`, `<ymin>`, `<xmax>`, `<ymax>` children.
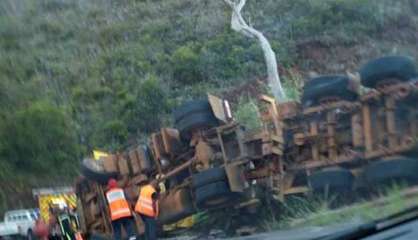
<box><xmin>224</xmin><ymin>100</ymin><xmax>232</xmax><ymax>120</ymax></box>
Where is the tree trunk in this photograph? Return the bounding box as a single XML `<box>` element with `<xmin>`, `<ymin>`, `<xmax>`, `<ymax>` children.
<box><xmin>224</xmin><ymin>0</ymin><xmax>286</xmax><ymax>101</ymax></box>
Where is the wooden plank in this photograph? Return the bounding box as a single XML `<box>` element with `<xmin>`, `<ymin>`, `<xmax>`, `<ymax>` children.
<box><xmin>235</xmin><ymin>128</ymin><xmax>248</xmax><ymax>160</ymax></box>
<box><xmin>303</xmin><ymin>101</ymin><xmax>359</xmax><ymax>115</ymax></box>
<box><xmin>271</xmin><ymin>134</ymin><xmax>284</xmax><ymax>144</ymax></box>
<box><xmin>284</xmin><ymin>186</ymin><xmax>309</xmax><ymax>195</ymax></box>
<box><xmin>365</xmin><ymin>142</ymin><xmax>416</xmax><ymax>159</ymax></box>
<box><xmin>385</xmin><ymin>96</ymin><xmax>398</xmax><ymax>148</ymax></box>
<box><xmin>326</xmin><ymin>111</ymin><xmax>337</xmax><ymax>160</ymax></box>
<box><xmin>103</xmin><ymin>154</ymin><xmax>118</xmax><ymax>173</ymax></box>
<box><xmin>128</xmin><ymin>149</ymin><xmax>141</xmax><ymax>175</ymax></box>
<box><xmin>376</xmin><ymin>107</ymin><xmax>386</xmax><ymax>147</ymax></box>
<box><xmin>217</xmin><ymin>128</ymin><xmax>229</xmax><ymax>163</ymax></box>
<box><xmin>161</xmin><ymin>128</ymin><xmax>182</xmax><ymax>155</ymax></box>
<box><xmin>362</xmin><ymin>104</ymin><xmax>373</xmax><ymax>153</ymax></box>
<box><xmin>118</xmin><ymin>155</ymin><xmax>131</xmax><ymax>176</ymax></box>
<box><xmin>310</xmin><ymin>121</ymin><xmax>320</xmax><ymax>161</ymax></box>
<box><xmin>259</xmin><ymin>94</ymin><xmax>276</xmax><ymax>104</ymax></box>
<box><xmin>225</xmin><ymin>163</ymin><xmax>247</xmax><ymax>193</ymax></box>
<box><xmin>272</xmin><ymin>146</ymin><xmax>283</xmax><ymax>155</ymax></box>
<box><xmin>351</xmin><ymin>113</ymin><xmax>363</xmax><ymax>147</ymax></box>
<box><xmin>288</xmin><ymin>154</ymin><xmax>363</xmax><ymax>171</ymax></box>
<box><xmin>150</xmin><ymin>133</ymin><xmax>163</xmax><ymax>173</ymax></box>
<box><xmin>409</xmin><ymin>110</ymin><xmax>417</xmax><ymax>139</ymax></box>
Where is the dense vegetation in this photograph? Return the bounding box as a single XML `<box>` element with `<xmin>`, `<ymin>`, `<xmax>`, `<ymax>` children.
<box><xmin>0</xmin><ymin>0</ymin><xmax>417</xmax><ymax>210</ymax></box>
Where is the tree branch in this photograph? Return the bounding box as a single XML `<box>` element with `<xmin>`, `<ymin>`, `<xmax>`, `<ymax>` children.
<box><xmin>223</xmin><ymin>0</ymin><xmax>286</xmax><ymax>101</ymax></box>
<box><xmin>236</xmin><ymin>0</ymin><xmax>246</xmax><ymax>12</ymax></box>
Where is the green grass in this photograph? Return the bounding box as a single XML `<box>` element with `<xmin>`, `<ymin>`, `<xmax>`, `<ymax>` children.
<box><xmin>1</xmin><ymin>0</ymin><xmax>418</xmax><ymax>218</ymax></box>
<box><xmin>234</xmin><ymin>98</ymin><xmax>263</xmax><ymax>131</ymax></box>
<box><xmin>262</xmin><ymin>184</ymin><xmax>418</xmax><ymax>231</ymax></box>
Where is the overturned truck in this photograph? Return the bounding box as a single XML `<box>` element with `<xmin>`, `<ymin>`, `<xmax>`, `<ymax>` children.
<box><xmin>75</xmin><ymin>56</ymin><xmax>418</xmax><ymax>238</ymax></box>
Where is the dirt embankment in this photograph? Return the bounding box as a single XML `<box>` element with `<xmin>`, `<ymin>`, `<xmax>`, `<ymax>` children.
<box><xmin>222</xmin><ymin>22</ymin><xmax>418</xmax><ymax>103</ymax></box>
<box><xmin>296</xmin><ymin>21</ymin><xmax>418</xmax><ymax>75</ymax></box>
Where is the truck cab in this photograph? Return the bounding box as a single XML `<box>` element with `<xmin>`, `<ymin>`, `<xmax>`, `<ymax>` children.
<box><xmin>0</xmin><ymin>209</ymin><xmax>37</xmax><ymax>239</ymax></box>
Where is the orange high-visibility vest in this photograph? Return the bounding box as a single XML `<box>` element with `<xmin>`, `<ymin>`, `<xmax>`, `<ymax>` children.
<box><xmin>75</xmin><ymin>232</ymin><xmax>83</xmax><ymax>240</ymax></box>
<box><xmin>106</xmin><ymin>188</ymin><xmax>132</xmax><ymax>221</ymax></box>
<box><xmin>135</xmin><ymin>185</ymin><xmax>159</xmax><ymax>217</ymax></box>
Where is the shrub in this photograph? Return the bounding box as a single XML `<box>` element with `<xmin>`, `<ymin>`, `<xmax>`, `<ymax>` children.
<box><xmin>172</xmin><ymin>44</ymin><xmax>204</xmax><ymax>85</ymax></box>
<box><xmin>234</xmin><ymin>98</ymin><xmax>262</xmax><ymax>131</ymax></box>
<box><xmin>0</xmin><ymin>102</ymin><xmax>79</xmax><ymax>174</ymax></box>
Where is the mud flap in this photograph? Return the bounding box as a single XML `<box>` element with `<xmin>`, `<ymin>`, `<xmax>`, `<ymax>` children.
<box><xmin>208</xmin><ymin>94</ymin><xmax>233</xmax><ymax>123</ymax></box>
<box><xmin>225</xmin><ymin>164</ymin><xmax>248</xmax><ymax>193</ymax></box>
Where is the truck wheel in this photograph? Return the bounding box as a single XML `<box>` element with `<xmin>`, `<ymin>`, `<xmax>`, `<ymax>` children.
<box><xmin>195</xmin><ymin>181</ymin><xmax>239</xmax><ymax>209</ymax></box>
<box><xmin>176</xmin><ymin>113</ymin><xmax>219</xmax><ymax>141</ymax></box>
<box><xmin>362</xmin><ymin>157</ymin><xmax>418</xmax><ymax>186</ymax></box>
<box><xmin>360</xmin><ymin>56</ymin><xmax>417</xmax><ymax>88</ymax></box>
<box><xmin>26</xmin><ymin>229</ymin><xmax>34</xmax><ymax>240</ymax></box>
<box><xmin>173</xmin><ymin>99</ymin><xmax>212</xmax><ymax>123</ymax></box>
<box><xmin>173</xmin><ymin>100</ymin><xmax>219</xmax><ymax>141</ymax></box>
<box><xmin>192</xmin><ymin>167</ymin><xmax>227</xmax><ymax>189</ymax></box>
<box><xmin>301</xmin><ymin>75</ymin><xmax>359</xmax><ymax>108</ymax></box>
<box><xmin>81</xmin><ymin>158</ymin><xmax>118</xmax><ymax>184</ymax></box>
<box><xmin>308</xmin><ymin>167</ymin><xmax>354</xmax><ymax>194</ymax></box>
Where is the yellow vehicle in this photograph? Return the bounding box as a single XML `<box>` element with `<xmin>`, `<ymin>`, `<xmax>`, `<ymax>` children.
<box><xmin>32</xmin><ymin>187</ymin><xmax>77</xmax><ymax>223</ymax></box>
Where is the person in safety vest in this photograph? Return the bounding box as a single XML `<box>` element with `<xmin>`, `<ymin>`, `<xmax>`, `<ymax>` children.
<box><xmin>106</xmin><ymin>178</ymin><xmax>137</xmax><ymax>240</ymax></box>
<box><xmin>33</xmin><ymin>218</ymin><xmax>49</xmax><ymax>240</ymax></box>
<box><xmin>135</xmin><ymin>181</ymin><xmax>160</xmax><ymax>240</ymax></box>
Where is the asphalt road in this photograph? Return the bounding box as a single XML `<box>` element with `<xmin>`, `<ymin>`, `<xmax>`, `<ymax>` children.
<box><xmin>164</xmin><ymin>219</ymin><xmax>364</xmax><ymax>240</ymax></box>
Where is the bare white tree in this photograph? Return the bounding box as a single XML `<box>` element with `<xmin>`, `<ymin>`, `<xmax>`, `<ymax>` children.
<box><xmin>223</xmin><ymin>0</ymin><xmax>286</xmax><ymax>101</ymax></box>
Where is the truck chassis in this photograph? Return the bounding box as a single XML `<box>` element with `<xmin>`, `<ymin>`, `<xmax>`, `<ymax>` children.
<box><xmin>75</xmin><ymin>56</ymin><xmax>418</xmax><ymax>238</ymax></box>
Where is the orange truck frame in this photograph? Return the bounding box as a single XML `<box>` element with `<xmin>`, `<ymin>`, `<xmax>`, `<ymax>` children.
<box><xmin>75</xmin><ymin>56</ymin><xmax>418</xmax><ymax>238</ymax></box>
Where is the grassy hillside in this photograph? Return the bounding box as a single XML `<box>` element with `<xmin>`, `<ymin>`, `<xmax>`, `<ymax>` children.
<box><xmin>0</xmin><ymin>0</ymin><xmax>417</xmax><ymax>211</ymax></box>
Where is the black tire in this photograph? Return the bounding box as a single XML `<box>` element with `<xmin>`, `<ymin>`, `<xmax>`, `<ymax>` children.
<box><xmin>173</xmin><ymin>100</ymin><xmax>212</xmax><ymax>123</ymax></box>
<box><xmin>192</xmin><ymin>167</ymin><xmax>227</xmax><ymax>189</ymax></box>
<box><xmin>81</xmin><ymin>159</ymin><xmax>118</xmax><ymax>184</ymax></box>
<box><xmin>360</xmin><ymin>56</ymin><xmax>417</xmax><ymax>88</ymax></box>
<box><xmin>195</xmin><ymin>181</ymin><xmax>238</xmax><ymax>209</ymax></box>
<box><xmin>26</xmin><ymin>229</ymin><xmax>34</xmax><ymax>240</ymax></box>
<box><xmin>175</xmin><ymin>112</ymin><xmax>219</xmax><ymax>141</ymax></box>
<box><xmin>308</xmin><ymin>167</ymin><xmax>354</xmax><ymax>193</ymax></box>
<box><xmin>362</xmin><ymin>157</ymin><xmax>418</xmax><ymax>186</ymax></box>
<box><xmin>173</xmin><ymin>99</ymin><xmax>220</xmax><ymax>141</ymax></box>
<box><xmin>301</xmin><ymin>75</ymin><xmax>359</xmax><ymax>108</ymax></box>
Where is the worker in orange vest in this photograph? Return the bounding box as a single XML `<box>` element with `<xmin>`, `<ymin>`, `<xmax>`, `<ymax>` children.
<box><xmin>33</xmin><ymin>218</ymin><xmax>49</xmax><ymax>240</ymax></box>
<box><xmin>74</xmin><ymin>232</ymin><xmax>83</xmax><ymax>240</ymax></box>
<box><xmin>135</xmin><ymin>182</ymin><xmax>160</xmax><ymax>240</ymax></box>
<box><xmin>106</xmin><ymin>178</ymin><xmax>136</xmax><ymax>240</ymax></box>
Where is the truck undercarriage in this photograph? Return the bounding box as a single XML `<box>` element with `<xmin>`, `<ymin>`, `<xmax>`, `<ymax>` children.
<box><xmin>75</xmin><ymin>56</ymin><xmax>418</xmax><ymax>238</ymax></box>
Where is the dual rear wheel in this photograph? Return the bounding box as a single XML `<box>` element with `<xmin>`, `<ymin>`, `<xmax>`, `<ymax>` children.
<box><xmin>308</xmin><ymin>157</ymin><xmax>418</xmax><ymax>197</ymax></box>
<box><xmin>302</xmin><ymin>56</ymin><xmax>417</xmax><ymax>108</ymax></box>
<box><xmin>192</xmin><ymin>167</ymin><xmax>240</xmax><ymax>210</ymax></box>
